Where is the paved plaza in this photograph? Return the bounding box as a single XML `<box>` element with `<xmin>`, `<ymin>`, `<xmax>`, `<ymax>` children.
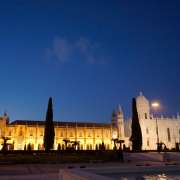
<box><xmin>1</xmin><ymin>152</ymin><xmax>180</xmax><ymax>180</ymax></box>
<box><xmin>0</xmin><ymin>161</ymin><xmax>180</xmax><ymax>180</ymax></box>
<box><xmin>0</xmin><ymin>164</ymin><xmax>60</xmax><ymax>180</ymax></box>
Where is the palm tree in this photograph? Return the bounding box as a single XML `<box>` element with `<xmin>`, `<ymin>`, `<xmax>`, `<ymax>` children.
<box><xmin>63</xmin><ymin>139</ymin><xmax>70</xmax><ymax>150</ymax></box>
<box><xmin>117</xmin><ymin>140</ymin><xmax>125</xmax><ymax>150</ymax></box>
<box><xmin>71</xmin><ymin>140</ymin><xmax>80</xmax><ymax>150</ymax></box>
<box><xmin>112</xmin><ymin>138</ymin><xmax>118</xmax><ymax>150</ymax></box>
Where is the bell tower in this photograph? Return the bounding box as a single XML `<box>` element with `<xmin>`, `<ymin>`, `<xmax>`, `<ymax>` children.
<box><xmin>136</xmin><ymin>92</ymin><xmax>150</xmax><ymax>120</ymax></box>
<box><xmin>117</xmin><ymin>105</ymin><xmax>125</xmax><ymax>138</ymax></box>
<box><xmin>111</xmin><ymin>110</ymin><xmax>116</xmax><ymax>128</ymax></box>
<box><xmin>0</xmin><ymin>112</ymin><xmax>9</xmax><ymax>137</ymax></box>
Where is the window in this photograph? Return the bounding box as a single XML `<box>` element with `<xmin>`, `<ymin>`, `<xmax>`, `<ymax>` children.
<box><xmin>40</xmin><ymin>131</ymin><xmax>43</xmax><ymax>136</ymax></box>
<box><xmin>146</xmin><ymin>128</ymin><xmax>149</xmax><ymax>134</ymax></box>
<box><xmin>145</xmin><ymin>113</ymin><xmax>148</xmax><ymax>119</ymax></box>
<box><xmin>79</xmin><ymin>132</ymin><xmax>82</xmax><ymax>137</ymax></box>
<box><xmin>167</xmin><ymin>128</ymin><xmax>171</xmax><ymax>142</ymax></box>
<box><xmin>147</xmin><ymin>138</ymin><xmax>149</xmax><ymax>146</ymax></box>
<box><xmin>29</xmin><ymin>129</ymin><xmax>33</xmax><ymax>136</ymax></box>
<box><xmin>70</xmin><ymin>132</ymin><xmax>73</xmax><ymax>137</ymax></box>
<box><xmin>97</xmin><ymin>130</ymin><xmax>100</xmax><ymax>137</ymax></box>
<box><xmin>30</xmin><ymin>132</ymin><xmax>33</xmax><ymax>136</ymax></box>
<box><xmin>88</xmin><ymin>131</ymin><xmax>91</xmax><ymax>137</ymax></box>
<box><xmin>95</xmin><ymin>144</ymin><xmax>98</xmax><ymax>150</ymax></box>
<box><xmin>19</xmin><ymin>128</ymin><xmax>23</xmax><ymax>136</ymax></box>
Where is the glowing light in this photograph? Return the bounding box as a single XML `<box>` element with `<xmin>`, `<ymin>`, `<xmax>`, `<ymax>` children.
<box><xmin>151</xmin><ymin>102</ymin><xmax>160</xmax><ymax>108</ymax></box>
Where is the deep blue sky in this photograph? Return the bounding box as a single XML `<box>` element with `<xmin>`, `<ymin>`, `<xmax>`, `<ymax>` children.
<box><xmin>0</xmin><ymin>0</ymin><xmax>180</xmax><ymax>122</ymax></box>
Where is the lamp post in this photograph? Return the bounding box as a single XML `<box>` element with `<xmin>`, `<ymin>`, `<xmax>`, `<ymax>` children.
<box><xmin>151</xmin><ymin>102</ymin><xmax>160</xmax><ymax>151</ymax></box>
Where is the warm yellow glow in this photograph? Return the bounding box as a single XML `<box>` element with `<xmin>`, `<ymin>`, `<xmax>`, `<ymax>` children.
<box><xmin>151</xmin><ymin>102</ymin><xmax>160</xmax><ymax>108</ymax></box>
<box><xmin>112</xmin><ymin>131</ymin><xmax>117</xmax><ymax>139</ymax></box>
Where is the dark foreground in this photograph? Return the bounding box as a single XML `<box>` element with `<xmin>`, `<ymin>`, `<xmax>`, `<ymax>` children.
<box><xmin>1</xmin><ymin>152</ymin><xmax>180</xmax><ymax>179</ymax></box>
<box><xmin>0</xmin><ymin>150</ymin><xmax>124</xmax><ymax>164</ymax></box>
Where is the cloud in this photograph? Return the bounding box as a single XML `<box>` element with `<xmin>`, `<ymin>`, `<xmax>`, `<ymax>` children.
<box><xmin>46</xmin><ymin>37</ymin><xmax>106</xmax><ymax>64</ymax></box>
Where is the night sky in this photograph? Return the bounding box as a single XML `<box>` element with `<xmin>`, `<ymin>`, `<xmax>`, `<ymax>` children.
<box><xmin>0</xmin><ymin>0</ymin><xmax>180</xmax><ymax>122</ymax></box>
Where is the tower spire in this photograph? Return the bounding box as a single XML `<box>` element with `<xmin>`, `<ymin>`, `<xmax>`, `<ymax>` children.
<box><xmin>117</xmin><ymin>104</ymin><xmax>123</xmax><ymax>113</ymax></box>
<box><xmin>139</xmin><ymin>91</ymin><xmax>143</xmax><ymax>96</ymax></box>
<box><xmin>111</xmin><ymin>109</ymin><xmax>116</xmax><ymax>128</ymax></box>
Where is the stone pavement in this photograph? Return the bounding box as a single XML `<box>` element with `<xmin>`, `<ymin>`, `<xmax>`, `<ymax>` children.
<box><xmin>0</xmin><ymin>164</ymin><xmax>61</xmax><ymax>180</ymax></box>
<box><xmin>0</xmin><ymin>157</ymin><xmax>180</xmax><ymax>180</ymax></box>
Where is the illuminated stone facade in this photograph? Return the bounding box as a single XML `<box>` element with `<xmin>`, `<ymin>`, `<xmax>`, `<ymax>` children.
<box><xmin>1</xmin><ymin>93</ymin><xmax>179</xmax><ymax>151</ymax></box>
<box><xmin>0</xmin><ymin>107</ymin><xmax>127</xmax><ymax>150</ymax></box>
<box><xmin>125</xmin><ymin>92</ymin><xmax>180</xmax><ymax>150</ymax></box>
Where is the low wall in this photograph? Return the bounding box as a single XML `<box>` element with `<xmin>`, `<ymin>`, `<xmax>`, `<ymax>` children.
<box><xmin>164</xmin><ymin>152</ymin><xmax>180</xmax><ymax>161</ymax></box>
<box><xmin>124</xmin><ymin>152</ymin><xmax>164</xmax><ymax>162</ymax></box>
<box><xmin>59</xmin><ymin>169</ymin><xmax>113</xmax><ymax>180</ymax></box>
<box><xmin>124</xmin><ymin>152</ymin><xmax>180</xmax><ymax>162</ymax></box>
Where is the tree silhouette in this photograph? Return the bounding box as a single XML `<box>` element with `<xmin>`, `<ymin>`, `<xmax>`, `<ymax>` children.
<box><xmin>63</xmin><ymin>139</ymin><xmax>70</xmax><ymax>150</ymax></box>
<box><xmin>71</xmin><ymin>140</ymin><xmax>80</xmax><ymax>150</ymax></box>
<box><xmin>43</xmin><ymin>97</ymin><xmax>55</xmax><ymax>152</ymax></box>
<box><xmin>112</xmin><ymin>138</ymin><xmax>118</xmax><ymax>150</ymax></box>
<box><xmin>130</xmin><ymin>98</ymin><xmax>142</xmax><ymax>151</ymax></box>
<box><xmin>1</xmin><ymin>137</ymin><xmax>11</xmax><ymax>153</ymax></box>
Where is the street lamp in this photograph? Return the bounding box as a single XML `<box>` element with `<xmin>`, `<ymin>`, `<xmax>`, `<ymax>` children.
<box><xmin>151</xmin><ymin>102</ymin><xmax>160</xmax><ymax>152</ymax></box>
<box><xmin>152</xmin><ymin>102</ymin><xmax>160</xmax><ymax>108</ymax></box>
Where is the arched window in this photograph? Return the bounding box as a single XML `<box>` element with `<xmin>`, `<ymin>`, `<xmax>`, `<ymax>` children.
<box><xmin>88</xmin><ymin>131</ymin><xmax>91</xmax><ymax>137</ymax></box>
<box><xmin>147</xmin><ymin>138</ymin><xmax>149</xmax><ymax>146</ymax></box>
<box><xmin>79</xmin><ymin>132</ymin><xmax>82</xmax><ymax>137</ymax></box>
<box><xmin>29</xmin><ymin>129</ymin><xmax>33</xmax><ymax>136</ymax></box>
<box><xmin>57</xmin><ymin>144</ymin><xmax>61</xmax><ymax>150</ymax></box>
<box><xmin>86</xmin><ymin>144</ymin><xmax>89</xmax><ymax>150</ymax></box>
<box><xmin>95</xmin><ymin>144</ymin><xmax>98</xmax><ymax>150</ymax></box>
<box><xmin>145</xmin><ymin>113</ymin><xmax>148</xmax><ymax>119</ymax></box>
<box><xmin>40</xmin><ymin>130</ymin><xmax>43</xmax><ymax>136</ymax></box>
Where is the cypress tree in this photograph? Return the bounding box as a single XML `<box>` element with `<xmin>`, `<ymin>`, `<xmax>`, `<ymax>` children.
<box><xmin>130</xmin><ymin>98</ymin><xmax>142</xmax><ymax>152</ymax></box>
<box><xmin>43</xmin><ymin>97</ymin><xmax>55</xmax><ymax>152</ymax></box>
